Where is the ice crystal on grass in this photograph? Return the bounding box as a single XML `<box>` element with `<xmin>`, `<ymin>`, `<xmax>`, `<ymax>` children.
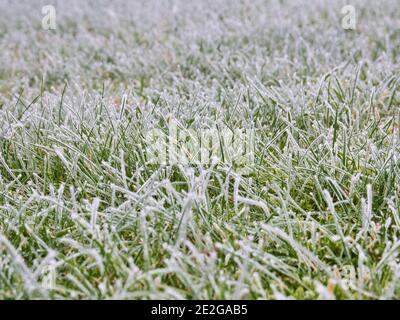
<box><xmin>0</xmin><ymin>0</ymin><xmax>399</xmax><ymax>299</ymax></box>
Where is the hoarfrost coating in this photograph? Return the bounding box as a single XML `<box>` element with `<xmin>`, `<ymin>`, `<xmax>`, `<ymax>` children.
<box><xmin>0</xmin><ymin>0</ymin><xmax>399</xmax><ymax>299</ymax></box>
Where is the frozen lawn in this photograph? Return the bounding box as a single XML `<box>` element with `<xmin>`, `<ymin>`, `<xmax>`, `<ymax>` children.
<box><xmin>0</xmin><ymin>0</ymin><xmax>399</xmax><ymax>299</ymax></box>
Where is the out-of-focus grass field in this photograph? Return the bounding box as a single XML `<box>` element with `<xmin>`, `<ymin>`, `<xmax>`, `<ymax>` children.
<box><xmin>0</xmin><ymin>0</ymin><xmax>399</xmax><ymax>299</ymax></box>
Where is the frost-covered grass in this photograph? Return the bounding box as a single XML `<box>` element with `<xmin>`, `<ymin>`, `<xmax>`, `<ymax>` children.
<box><xmin>0</xmin><ymin>0</ymin><xmax>399</xmax><ymax>299</ymax></box>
